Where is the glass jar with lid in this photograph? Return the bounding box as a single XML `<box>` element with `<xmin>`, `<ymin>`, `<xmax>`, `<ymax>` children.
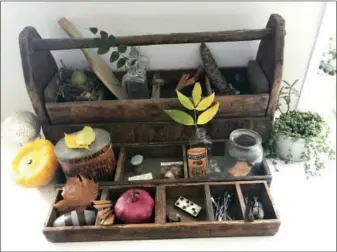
<box><xmin>227</xmin><ymin>129</ymin><xmax>263</xmax><ymax>175</ymax></box>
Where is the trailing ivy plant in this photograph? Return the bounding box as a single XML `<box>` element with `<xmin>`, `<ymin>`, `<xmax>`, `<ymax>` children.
<box><xmin>318</xmin><ymin>37</ymin><xmax>336</xmax><ymax>76</ymax></box>
<box><xmin>165</xmin><ymin>82</ymin><xmax>219</xmax><ymax>128</ymax></box>
<box><xmin>88</xmin><ymin>27</ymin><xmax>129</xmax><ymax>69</ymax></box>
<box><xmin>267</xmin><ymin>111</ymin><xmax>335</xmax><ymax>179</ymax></box>
<box><xmin>266</xmin><ymin>79</ymin><xmax>336</xmax><ymax>179</ymax></box>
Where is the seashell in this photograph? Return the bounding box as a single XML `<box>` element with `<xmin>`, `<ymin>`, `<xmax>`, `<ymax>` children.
<box><xmin>228</xmin><ymin>161</ymin><xmax>251</xmax><ymax>177</ymax></box>
<box><xmin>3</xmin><ymin>111</ymin><xmax>41</xmax><ymax>144</ymax></box>
<box><xmin>53</xmin><ymin>210</ymin><xmax>96</xmax><ymax>227</ymax></box>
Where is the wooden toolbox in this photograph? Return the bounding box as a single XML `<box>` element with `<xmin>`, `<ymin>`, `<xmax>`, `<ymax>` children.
<box><xmin>44</xmin><ymin>180</ymin><xmax>280</xmax><ymax>243</ymax></box>
<box><xmin>18</xmin><ymin>14</ymin><xmax>285</xmax><ymax>242</ymax></box>
<box><xmin>19</xmin><ymin>14</ymin><xmax>285</xmax><ymax>145</ymax></box>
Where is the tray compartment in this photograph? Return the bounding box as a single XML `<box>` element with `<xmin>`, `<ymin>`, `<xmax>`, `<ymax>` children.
<box><xmin>116</xmin><ymin>144</ymin><xmax>186</xmax><ymax>182</ymax></box>
<box><xmin>165</xmin><ymin>184</ymin><xmax>210</xmax><ymax>222</ymax></box>
<box><xmin>209</xmin><ymin>183</ymin><xmax>244</xmax><ymax>221</ymax></box>
<box><xmin>104</xmin><ymin>185</ymin><xmax>157</xmax><ymax>224</ymax></box>
<box><xmin>43</xmin><ymin>181</ymin><xmax>280</xmax><ymax>243</ymax></box>
<box><xmin>45</xmin><ymin>189</ymin><xmax>103</xmax><ymax>228</ymax></box>
<box><xmin>184</xmin><ymin>140</ymin><xmax>272</xmax><ymax>183</ymax></box>
<box><xmin>239</xmin><ymin>182</ymin><xmax>278</xmax><ymax>220</ymax></box>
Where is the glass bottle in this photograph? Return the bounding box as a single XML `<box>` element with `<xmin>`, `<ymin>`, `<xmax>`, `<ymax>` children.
<box><xmin>189</xmin><ymin>128</ymin><xmax>213</xmax><ymax>161</ymax></box>
<box><xmin>128</xmin><ymin>46</ymin><xmax>149</xmax><ymax>76</ymax></box>
<box><xmin>122</xmin><ymin>60</ymin><xmax>149</xmax><ymax>99</ymax></box>
<box><xmin>227</xmin><ymin>129</ymin><xmax>263</xmax><ymax>174</ymax></box>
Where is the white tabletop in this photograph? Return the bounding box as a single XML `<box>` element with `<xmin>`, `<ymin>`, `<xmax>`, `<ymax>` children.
<box><xmin>1</xmin><ymin>130</ymin><xmax>336</xmax><ymax>251</ymax></box>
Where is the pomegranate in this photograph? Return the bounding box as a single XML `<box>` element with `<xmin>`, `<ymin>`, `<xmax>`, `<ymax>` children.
<box><xmin>114</xmin><ymin>188</ymin><xmax>154</xmax><ymax>224</ymax></box>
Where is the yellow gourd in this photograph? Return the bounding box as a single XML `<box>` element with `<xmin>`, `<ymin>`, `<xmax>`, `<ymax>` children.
<box><xmin>11</xmin><ymin>139</ymin><xmax>58</xmax><ymax>188</ymax></box>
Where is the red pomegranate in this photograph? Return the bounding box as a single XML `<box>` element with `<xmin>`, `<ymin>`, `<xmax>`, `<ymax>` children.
<box><xmin>114</xmin><ymin>188</ymin><xmax>154</xmax><ymax>224</ymax></box>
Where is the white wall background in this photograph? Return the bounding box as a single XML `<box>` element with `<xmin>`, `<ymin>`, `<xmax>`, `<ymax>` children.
<box><xmin>1</xmin><ymin>2</ymin><xmax>325</xmax><ymax>122</ymax></box>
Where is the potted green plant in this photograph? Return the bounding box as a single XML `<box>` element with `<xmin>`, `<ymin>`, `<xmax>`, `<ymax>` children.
<box><xmin>267</xmin><ymin>80</ymin><xmax>335</xmax><ymax>178</ymax></box>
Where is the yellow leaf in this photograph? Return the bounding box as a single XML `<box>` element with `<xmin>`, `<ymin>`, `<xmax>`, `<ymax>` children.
<box><xmin>65</xmin><ymin>133</ymin><xmax>90</xmax><ymax>149</ymax></box>
<box><xmin>76</xmin><ymin>126</ymin><xmax>96</xmax><ymax>146</ymax></box>
<box><xmin>192</xmin><ymin>82</ymin><xmax>202</xmax><ymax>106</ymax></box>
<box><xmin>165</xmin><ymin>110</ymin><xmax>195</xmax><ymax>126</ymax></box>
<box><xmin>176</xmin><ymin>90</ymin><xmax>194</xmax><ymax>110</ymax></box>
<box><xmin>65</xmin><ymin>133</ymin><xmax>79</xmax><ymax>148</ymax></box>
<box><xmin>196</xmin><ymin>93</ymin><xmax>215</xmax><ymax>111</ymax></box>
<box><xmin>197</xmin><ymin>102</ymin><xmax>220</xmax><ymax>125</ymax></box>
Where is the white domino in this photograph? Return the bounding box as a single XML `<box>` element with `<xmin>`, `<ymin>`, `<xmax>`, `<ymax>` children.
<box><xmin>174</xmin><ymin>196</ymin><xmax>202</xmax><ymax>217</ymax></box>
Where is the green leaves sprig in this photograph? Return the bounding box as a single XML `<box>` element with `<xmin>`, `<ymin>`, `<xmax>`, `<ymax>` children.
<box><xmin>89</xmin><ymin>27</ymin><xmax>128</xmax><ymax>69</ymax></box>
<box><xmin>165</xmin><ymin>82</ymin><xmax>219</xmax><ymax>126</ymax></box>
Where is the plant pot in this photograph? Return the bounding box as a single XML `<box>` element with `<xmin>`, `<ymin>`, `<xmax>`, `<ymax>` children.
<box><xmin>275</xmin><ymin>134</ymin><xmax>308</xmax><ymax>162</ymax></box>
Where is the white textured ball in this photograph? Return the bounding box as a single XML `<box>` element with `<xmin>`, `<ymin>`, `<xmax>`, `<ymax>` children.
<box><xmin>3</xmin><ymin>111</ymin><xmax>41</xmax><ymax>144</ymax></box>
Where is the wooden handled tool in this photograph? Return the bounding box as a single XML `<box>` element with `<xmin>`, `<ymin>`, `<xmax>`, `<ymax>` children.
<box><xmin>58</xmin><ymin>17</ymin><xmax>127</xmax><ymax>100</ymax></box>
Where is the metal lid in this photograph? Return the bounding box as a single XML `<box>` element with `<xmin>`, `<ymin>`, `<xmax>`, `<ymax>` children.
<box><xmin>131</xmin><ymin>154</ymin><xmax>143</xmax><ymax>166</ymax></box>
<box><xmin>54</xmin><ymin>128</ymin><xmax>111</xmax><ymax>160</ymax></box>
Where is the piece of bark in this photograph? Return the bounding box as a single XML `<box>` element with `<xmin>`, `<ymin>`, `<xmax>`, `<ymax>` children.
<box><xmin>200</xmin><ymin>43</ymin><xmax>236</xmax><ymax>95</ymax></box>
<box><xmin>246</xmin><ymin>60</ymin><xmax>269</xmax><ymax>94</ymax></box>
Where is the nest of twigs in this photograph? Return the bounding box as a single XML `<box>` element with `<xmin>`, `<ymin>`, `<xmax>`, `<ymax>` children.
<box><xmin>56</xmin><ymin>66</ymin><xmax>106</xmax><ymax>102</ymax></box>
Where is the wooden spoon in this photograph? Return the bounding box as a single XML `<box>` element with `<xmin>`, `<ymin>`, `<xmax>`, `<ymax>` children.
<box><xmin>58</xmin><ymin>17</ymin><xmax>127</xmax><ymax>100</ymax></box>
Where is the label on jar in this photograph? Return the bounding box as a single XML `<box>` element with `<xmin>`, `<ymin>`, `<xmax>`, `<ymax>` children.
<box><xmin>128</xmin><ymin>172</ymin><xmax>153</xmax><ymax>181</ymax></box>
<box><xmin>187</xmin><ymin>147</ymin><xmax>208</xmax><ymax>178</ymax></box>
<box><xmin>160</xmin><ymin>161</ymin><xmax>183</xmax><ymax>166</ymax></box>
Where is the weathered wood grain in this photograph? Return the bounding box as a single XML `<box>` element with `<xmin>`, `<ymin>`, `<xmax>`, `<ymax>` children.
<box><xmin>256</xmin><ymin>14</ymin><xmax>285</xmax><ymax>117</ymax></box>
<box><xmin>45</xmin><ymin>94</ymin><xmax>269</xmax><ymax>124</ymax></box>
<box><xmin>204</xmin><ymin>185</ymin><xmax>215</xmax><ymax>221</ymax></box>
<box><xmin>235</xmin><ymin>183</ymin><xmax>247</xmax><ymax>218</ymax></box>
<box><xmin>32</xmin><ymin>28</ymin><xmax>272</xmax><ymax>51</ymax></box>
<box><xmin>43</xmin><ymin>117</ymin><xmax>271</xmax><ymax>145</ymax></box>
<box><xmin>155</xmin><ymin>186</ymin><xmax>166</xmax><ymax>224</ymax></box>
<box><xmin>19</xmin><ymin>26</ymin><xmax>58</xmax><ymax>125</ymax></box>
<box><xmin>114</xmin><ymin>148</ymin><xmax>126</xmax><ymax>182</ymax></box>
<box><xmin>43</xmin><ymin>181</ymin><xmax>280</xmax><ymax>243</ymax></box>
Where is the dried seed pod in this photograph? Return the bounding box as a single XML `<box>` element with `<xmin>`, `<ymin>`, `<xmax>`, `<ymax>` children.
<box><xmin>93</xmin><ymin>200</ymin><xmax>115</xmax><ymax>226</ymax></box>
<box><xmin>200</xmin><ymin>43</ymin><xmax>237</xmax><ymax>95</ymax></box>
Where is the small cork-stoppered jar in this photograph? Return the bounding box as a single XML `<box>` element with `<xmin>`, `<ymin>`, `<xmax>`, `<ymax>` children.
<box><xmin>130</xmin><ymin>154</ymin><xmax>144</xmax><ymax>174</ymax></box>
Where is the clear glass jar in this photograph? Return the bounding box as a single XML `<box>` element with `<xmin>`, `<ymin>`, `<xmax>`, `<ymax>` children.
<box><xmin>227</xmin><ymin>129</ymin><xmax>263</xmax><ymax>174</ymax></box>
<box><xmin>189</xmin><ymin>128</ymin><xmax>213</xmax><ymax>161</ymax></box>
<box><xmin>122</xmin><ymin>61</ymin><xmax>149</xmax><ymax>99</ymax></box>
<box><xmin>128</xmin><ymin>46</ymin><xmax>149</xmax><ymax>76</ymax></box>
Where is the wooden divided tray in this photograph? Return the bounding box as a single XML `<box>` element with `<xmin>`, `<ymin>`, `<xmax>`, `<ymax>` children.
<box><xmin>43</xmin><ymin>180</ymin><xmax>280</xmax><ymax>242</ymax></box>
<box><xmin>54</xmin><ymin>139</ymin><xmax>272</xmax><ymax>186</ymax></box>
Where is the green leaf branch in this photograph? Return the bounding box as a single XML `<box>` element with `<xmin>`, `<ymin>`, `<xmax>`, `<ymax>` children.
<box><xmin>88</xmin><ymin>27</ymin><xmax>129</xmax><ymax>69</ymax></box>
<box><xmin>165</xmin><ymin>82</ymin><xmax>220</xmax><ymax>127</ymax></box>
